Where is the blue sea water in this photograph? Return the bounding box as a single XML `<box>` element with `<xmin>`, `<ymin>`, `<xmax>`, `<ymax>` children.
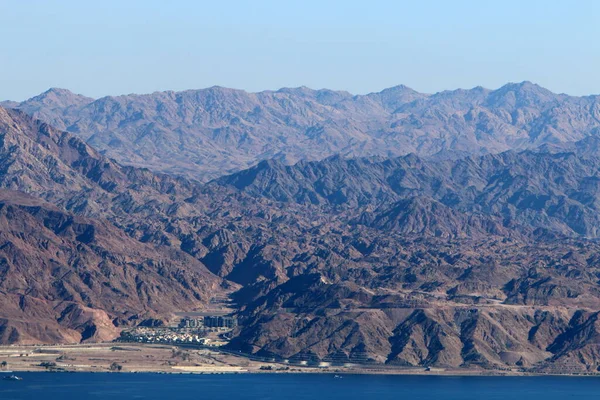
<box><xmin>0</xmin><ymin>372</ymin><xmax>597</xmax><ymax>400</ymax></box>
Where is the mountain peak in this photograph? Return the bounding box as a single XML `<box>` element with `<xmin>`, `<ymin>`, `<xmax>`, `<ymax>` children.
<box><xmin>379</xmin><ymin>84</ymin><xmax>418</xmax><ymax>93</ymax></box>
<box><xmin>494</xmin><ymin>81</ymin><xmax>556</xmax><ymax>95</ymax></box>
<box><xmin>276</xmin><ymin>86</ymin><xmax>317</xmax><ymax>97</ymax></box>
<box><xmin>368</xmin><ymin>84</ymin><xmax>427</xmax><ymax>111</ymax></box>
<box><xmin>44</xmin><ymin>87</ymin><xmax>75</xmax><ymax>95</ymax></box>
<box><xmin>499</xmin><ymin>81</ymin><xmax>546</xmax><ymax>91</ymax></box>
<box><xmin>486</xmin><ymin>81</ymin><xmax>558</xmax><ymax>108</ymax></box>
<box><xmin>26</xmin><ymin>87</ymin><xmax>94</xmax><ymax>108</ymax></box>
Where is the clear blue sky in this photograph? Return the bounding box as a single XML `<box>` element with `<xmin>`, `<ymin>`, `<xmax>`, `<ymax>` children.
<box><xmin>1</xmin><ymin>0</ymin><xmax>599</xmax><ymax>100</ymax></box>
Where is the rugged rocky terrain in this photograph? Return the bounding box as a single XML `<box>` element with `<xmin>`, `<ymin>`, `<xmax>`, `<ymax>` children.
<box><xmin>0</xmin><ymin>190</ymin><xmax>219</xmax><ymax>344</ymax></box>
<box><xmin>0</xmin><ymin>106</ymin><xmax>223</xmax><ymax>343</ymax></box>
<box><xmin>6</xmin><ymin>82</ymin><xmax>600</xmax><ymax>181</ymax></box>
<box><xmin>215</xmin><ymin>147</ymin><xmax>600</xmax><ymax>238</ymax></box>
<box><xmin>4</xmin><ymin>88</ymin><xmax>600</xmax><ymax>373</ymax></box>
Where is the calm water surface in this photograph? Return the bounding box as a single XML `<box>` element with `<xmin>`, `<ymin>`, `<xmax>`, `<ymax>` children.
<box><xmin>0</xmin><ymin>372</ymin><xmax>597</xmax><ymax>400</ymax></box>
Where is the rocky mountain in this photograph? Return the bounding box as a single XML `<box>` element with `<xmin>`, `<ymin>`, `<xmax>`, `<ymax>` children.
<box><xmin>216</xmin><ymin>148</ymin><xmax>600</xmax><ymax>238</ymax></box>
<box><xmin>227</xmin><ymin>232</ymin><xmax>600</xmax><ymax>371</ymax></box>
<box><xmin>5</xmin><ymin>104</ymin><xmax>600</xmax><ymax>372</ymax></box>
<box><xmin>6</xmin><ymin>82</ymin><xmax>600</xmax><ymax>181</ymax></box>
<box><xmin>0</xmin><ymin>190</ymin><xmax>219</xmax><ymax>344</ymax></box>
<box><xmin>0</xmin><ymin>106</ymin><xmax>225</xmax><ymax>343</ymax></box>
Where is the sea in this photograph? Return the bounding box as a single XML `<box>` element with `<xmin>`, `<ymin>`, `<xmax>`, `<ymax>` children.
<box><xmin>0</xmin><ymin>372</ymin><xmax>597</xmax><ymax>399</ymax></box>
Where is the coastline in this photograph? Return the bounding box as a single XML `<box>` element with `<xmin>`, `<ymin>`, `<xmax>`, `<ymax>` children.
<box><xmin>1</xmin><ymin>343</ymin><xmax>596</xmax><ymax>378</ymax></box>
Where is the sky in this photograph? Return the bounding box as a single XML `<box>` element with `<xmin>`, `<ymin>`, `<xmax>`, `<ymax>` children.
<box><xmin>1</xmin><ymin>0</ymin><xmax>599</xmax><ymax>101</ymax></box>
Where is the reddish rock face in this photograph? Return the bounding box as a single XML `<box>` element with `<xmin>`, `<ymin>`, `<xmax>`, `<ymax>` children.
<box><xmin>0</xmin><ymin>107</ymin><xmax>222</xmax><ymax>343</ymax></box>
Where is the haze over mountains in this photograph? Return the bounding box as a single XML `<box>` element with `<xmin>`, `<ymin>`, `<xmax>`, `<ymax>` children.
<box><xmin>4</xmin><ymin>82</ymin><xmax>600</xmax><ymax>372</ymax></box>
<box><xmin>4</xmin><ymin>81</ymin><xmax>600</xmax><ymax>181</ymax></box>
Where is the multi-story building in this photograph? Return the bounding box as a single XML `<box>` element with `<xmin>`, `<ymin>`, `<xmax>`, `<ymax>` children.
<box><xmin>178</xmin><ymin>317</ymin><xmax>204</xmax><ymax>329</ymax></box>
<box><xmin>203</xmin><ymin>315</ymin><xmax>237</xmax><ymax>329</ymax></box>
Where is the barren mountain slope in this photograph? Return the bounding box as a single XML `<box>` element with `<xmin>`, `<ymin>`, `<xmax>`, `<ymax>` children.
<box><xmin>7</xmin><ymin>82</ymin><xmax>600</xmax><ymax>180</ymax></box>
<box><xmin>4</xmin><ymin>107</ymin><xmax>600</xmax><ymax>372</ymax></box>
<box><xmin>0</xmin><ymin>190</ymin><xmax>220</xmax><ymax>344</ymax></box>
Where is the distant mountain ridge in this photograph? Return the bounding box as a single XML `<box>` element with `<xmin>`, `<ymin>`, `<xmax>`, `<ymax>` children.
<box><xmin>5</xmin><ymin>82</ymin><xmax>600</xmax><ymax>181</ymax></box>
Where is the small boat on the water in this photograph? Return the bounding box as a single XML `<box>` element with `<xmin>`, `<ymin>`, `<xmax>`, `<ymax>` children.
<box><xmin>2</xmin><ymin>375</ymin><xmax>23</xmax><ymax>381</ymax></box>
<box><xmin>334</xmin><ymin>375</ymin><xmax>343</xmax><ymax>379</ymax></box>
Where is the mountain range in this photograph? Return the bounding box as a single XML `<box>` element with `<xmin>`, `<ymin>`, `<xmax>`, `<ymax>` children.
<box><xmin>4</xmin><ymin>82</ymin><xmax>600</xmax><ymax>181</ymax></box>
<box><xmin>3</xmin><ymin>82</ymin><xmax>600</xmax><ymax>372</ymax></box>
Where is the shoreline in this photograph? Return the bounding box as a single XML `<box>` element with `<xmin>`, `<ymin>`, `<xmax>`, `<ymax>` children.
<box><xmin>3</xmin><ymin>369</ymin><xmax>600</xmax><ymax>379</ymax></box>
<box><xmin>1</xmin><ymin>343</ymin><xmax>597</xmax><ymax>378</ymax></box>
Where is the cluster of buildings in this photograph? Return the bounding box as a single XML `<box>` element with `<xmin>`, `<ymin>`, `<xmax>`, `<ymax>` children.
<box><xmin>120</xmin><ymin>327</ymin><xmax>211</xmax><ymax>345</ymax></box>
<box><xmin>119</xmin><ymin>314</ymin><xmax>238</xmax><ymax>347</ymax></box>
<box><xmin>178</xmin><ymin>315</ymin><xmax>237</xmax><ymax>330</ymax></box>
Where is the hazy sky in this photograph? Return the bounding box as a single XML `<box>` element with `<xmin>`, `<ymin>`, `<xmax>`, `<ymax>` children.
<box><xmin>1</xmin><ymin>0</ymin><xmax>599</xmax><ymax>100</ymax></box>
